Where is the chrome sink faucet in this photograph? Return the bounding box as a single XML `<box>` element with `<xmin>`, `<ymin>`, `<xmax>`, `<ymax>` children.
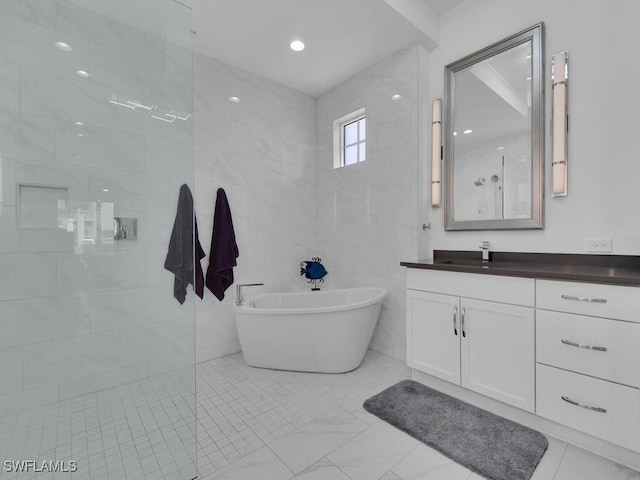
<box><xmin>235</xmin><ymin>283</ymin><xmax>264</xmax><ymax>306</ymax></box>
<box><xmin>479</xmin><ymin>241</ymin><xmax>490</xmax><ymax>262</ymax></box>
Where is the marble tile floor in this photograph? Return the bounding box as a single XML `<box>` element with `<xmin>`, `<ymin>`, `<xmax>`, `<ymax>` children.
<box><xmin>1</xmin><ymin>350</ymin><xmax>637</xmax><ymax>480</ymax></box>
<box><xmin>197</xmin><ymin>351</ymin><xmax>640</xmax><ymax>480</ymax></box>
<box><xmin>0</xmin><ymin>369</ymin><xmax>197</xmax><ymax>480</ymax></box>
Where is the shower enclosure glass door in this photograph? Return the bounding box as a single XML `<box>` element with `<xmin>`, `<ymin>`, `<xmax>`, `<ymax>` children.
<box><xmin>0</xmin><ymin>1</ymin><xmax>196</xmax><ymax>478</ymax></box>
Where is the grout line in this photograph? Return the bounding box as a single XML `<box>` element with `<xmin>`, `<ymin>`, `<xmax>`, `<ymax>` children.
<box><xmin>383</xmin><ymin>443</ymin><xmax>422</xmax><ymax>479</ymax></box>
<box><xmin>550</xmin><ymin>442</ymin><xmax>569</xmax><ymax>480</ymax></box>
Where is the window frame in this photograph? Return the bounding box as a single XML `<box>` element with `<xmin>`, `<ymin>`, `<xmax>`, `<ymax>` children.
<box><xmin>333</xmin><ymin>107</ymin><xmax>366</xmax><ymax>169</ymax></box>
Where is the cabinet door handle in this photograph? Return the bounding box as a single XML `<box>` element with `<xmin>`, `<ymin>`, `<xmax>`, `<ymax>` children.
<box><xmin>561</xmin><ymin>339</ymin><xmax>608</xmax><ymax>352</ymax></box>
<box><xmin>561</xmin><ymin>294</ymin><xmax>607</xmax><ymax>304</ymax></box>
<box><xmin>453</xmin><ymin>306</ymin><xmax>458</xmax><ymax>336</ymax></box>
<box><xmin>561</xmin><ymin>395</ymin><xmax>607</xmax><ymax>414</ymax></box>
<box><xmin>461</xmin><ymin>307</ymin><xmax>466</xmax><ymax>338</ymax></box>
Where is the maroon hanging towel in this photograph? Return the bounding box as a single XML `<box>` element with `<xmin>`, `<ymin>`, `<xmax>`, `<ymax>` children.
<box><xmin>206</xmin><ymin>188</ymin><xmax>239</xmax><ymax>301</ymax></box>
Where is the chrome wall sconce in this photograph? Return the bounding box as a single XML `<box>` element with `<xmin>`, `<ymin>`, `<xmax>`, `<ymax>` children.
<box><xmin>552</xmin><ymin>51</ymin><xmax>568</xmax><ymax>197</ymax></box>
<box><xmin>431</xmin><ymin>98</ymin><xmax>442</xmax><ymax>206</ymax></box>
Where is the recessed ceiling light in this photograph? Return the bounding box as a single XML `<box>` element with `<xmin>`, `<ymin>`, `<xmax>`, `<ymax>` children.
<box><xmin>290</xmin><ymin>40</ymin><xmax>305</xmax><ymax>52</ymax></box>
<box><xmin>463</xmin><ymin>129</ymin><xmax>473</xmax><ymax>134</ymax></box>
<box><xmin>228</xmin><ymin>96</ymin><xmax>240</xmax><ymax>103</ymax></box>
<box><xmin>76</xmin><ymin>70</ymin><xmax>90</xmax><ymax>78</ymax></box>
<box><xmin>74</xmin><ymin>121</ymin><xmax>84</xmax><ymax>126</ymax></box>
<box><xmin>526</xmin><ymin>54</ymin><xmax>532</xmax><ymax>59</ymax></box>
<box><xmin>76</xmin><ymin>133</ymin><xmax>85</xmax><ymax>137</ymax></box>
<box><xmin>497</xmin><ymin>146</ymin><xmax>505</xmax><ymax>150</ymax></box>
<box><xmin>453</xmin><ymin>132</ymin><xmax>457</xmax><ymax>136</ymax></box>
<box><xmin>55</xmin><ymin>41</ymin><xmax>73</xmax><ymax>52</ymax></box>
<box><xmin>526</xmin><ymin>76</ymin><xmax>532</xmax><ymax>81</ymax></box>
<box><xmin>391</xmin><ymin>94</ymin><xmax>402</xmax><ymax>100</ymax></box>
<box><xmin>102</xmin><ymin>189</ymin><xmax>110</xmax><ymax>192</ymax></box>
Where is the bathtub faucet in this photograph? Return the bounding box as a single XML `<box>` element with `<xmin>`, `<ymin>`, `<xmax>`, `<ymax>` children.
<box><xmin>235</xmin><ymin>283</ymin><xmax>264</xmax><ymax>306</ymax></box>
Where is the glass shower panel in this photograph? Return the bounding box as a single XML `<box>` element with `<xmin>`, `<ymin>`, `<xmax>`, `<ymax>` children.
<box><xmin>0</xmin><ymin>0</ymin><xmax>196</xmax><ymax>478</ymax></box>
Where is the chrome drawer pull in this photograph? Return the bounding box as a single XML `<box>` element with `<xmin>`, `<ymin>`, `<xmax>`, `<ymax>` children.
<box><xmin>561</xmin><ymin>339</ymin><xmax>608</xmax><ymax>352</ymax></box>
<box><xmin>561</xmin><ymin>395</ymin><xmax>607</xmax><ymax>413</ymax></box>
<box><xmin>561</xmin><ymin>294</ymin><xmax>607</xmax><ymax>303</ymax></box>
<box><xmin>453</xmin><ymin>306</ymin><xmax>458</xmax><ymax>336</ymax></box>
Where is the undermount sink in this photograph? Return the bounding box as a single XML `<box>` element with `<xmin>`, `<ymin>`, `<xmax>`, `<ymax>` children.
<box><xmin>436</xmin><ymin>259</ymin><xmax>515</xmax><ymax>268</ymax></box>
<box><xmin>437</xmin><ymin>259</ymin><xmax>487</xmax><ymax>265</ymax></box>
<box><xmin>437</xmin><ymin>259</ymin><xmax>477</xmax><ymax>265</ymax></box>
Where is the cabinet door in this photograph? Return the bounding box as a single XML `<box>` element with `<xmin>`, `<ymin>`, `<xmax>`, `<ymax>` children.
<box><xmin>460</xmin><ymin>298</ymin><xmax>535</xmax><ymax>412</ymax></box>
<box><xmin>407</xmin><ymin>290</ymin><xmax>460</xmax><ymax>384</ymax></box>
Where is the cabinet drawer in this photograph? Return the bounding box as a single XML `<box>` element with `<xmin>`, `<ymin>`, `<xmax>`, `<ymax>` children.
<box><xmin>536</xmin><ymin>280</ymin><xmax>640</xmax><ymax>321</ymax></box>
<box><xmin>536</xmin><ymin>364</ymin><xmax>640</xmax><ymax>451</ymax></box>
<box><xmin>537</xmin><ymin>310</ymin><xmax>640</xmax><ymax>387</ymax></box>
<box><xmin>407</xmin><ymin>269</ymin><xmax>534</xmax><ymax>306</ymax></box>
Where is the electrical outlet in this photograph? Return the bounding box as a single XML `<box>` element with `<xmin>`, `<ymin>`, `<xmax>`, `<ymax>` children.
<box><xmin>586</xmin><ymin>238</ymin><xmax>612</xmax><ymax>253</ymax></box>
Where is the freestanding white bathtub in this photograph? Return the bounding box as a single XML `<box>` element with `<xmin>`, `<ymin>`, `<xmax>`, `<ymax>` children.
<box><xmin>234</xmin><ymin>287</ymin><xmax>386</xmax><ymax>373</ymax></box>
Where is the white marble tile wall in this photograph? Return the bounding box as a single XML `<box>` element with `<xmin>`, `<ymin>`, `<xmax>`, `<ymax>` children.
<box><xmin>192</xmin><ymin>53</ymin><xmax>318</xmax><ymax>363</ymax></box>
<box><xmin>316</xmin><ymin>47</ymin><xmax>419</xmax><ymax>361</ymax></box>
<box><xmin>0</xmin><ymin>1</ymin><xmax>197</xmax><ymax>417</ymax></box>
<box><xmin>4</xmin><ymin>0</ymin><xmax>417</xmax><ymax>423</ymax></box>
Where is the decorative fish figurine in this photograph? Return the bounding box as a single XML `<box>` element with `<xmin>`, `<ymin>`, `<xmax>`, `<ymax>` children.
<box><xmin>300</xmin><ymin>257</ymin><xmax>328</xmax><ymax>281</ymax></box>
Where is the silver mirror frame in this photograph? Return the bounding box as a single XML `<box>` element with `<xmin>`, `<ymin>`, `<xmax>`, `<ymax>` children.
<box><xmin>444</xmin><ymin>23</ymin><xmax>544</xmax><ymax>230</ymax></box>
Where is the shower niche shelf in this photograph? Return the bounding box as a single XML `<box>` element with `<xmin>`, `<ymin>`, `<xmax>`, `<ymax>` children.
<box><xmin>17</xmin><ymin>183</ymin><xmax>69</xmax><ymax>230</ymax></box>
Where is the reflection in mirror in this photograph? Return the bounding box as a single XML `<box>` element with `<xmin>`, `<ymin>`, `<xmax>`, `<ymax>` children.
<box><xmin>444</xmin><ymin>24</ymin><xmax>543</xmax><ymax>230</ymax></box>
<box><xmin>454</xmin><ymin>42</ymin><xmax>532</xmax><ymax>221</ymax></box>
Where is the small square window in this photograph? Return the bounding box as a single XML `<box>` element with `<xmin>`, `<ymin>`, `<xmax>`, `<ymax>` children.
<box><xmin>333</xmin><ymin>108</ymin><xmax>366</xmax><ymax>168</ymax></box>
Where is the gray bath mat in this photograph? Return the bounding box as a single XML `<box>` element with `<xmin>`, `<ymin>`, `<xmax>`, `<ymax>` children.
<box><xmin>363</xmin><ymin>380</ymin><xmax>547</xmax><ymax>480</ymax></box>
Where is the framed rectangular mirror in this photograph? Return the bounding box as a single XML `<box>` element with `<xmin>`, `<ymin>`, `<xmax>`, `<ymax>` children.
<box><xmin>444</xmin><ymin>23</ymin><xmax>544</xmax><ymax>230</ymax></box>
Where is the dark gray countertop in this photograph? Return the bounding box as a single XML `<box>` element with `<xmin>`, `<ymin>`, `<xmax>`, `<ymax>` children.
<box><xmin>400</xmin><ymin>251</ymin><xmax>640</xmax><ymax>287</ymax></box>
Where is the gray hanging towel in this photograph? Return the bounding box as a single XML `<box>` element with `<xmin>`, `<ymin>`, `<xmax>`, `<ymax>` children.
<box><xmin>206</xmin><ymin>188</ymin><xmax>239</xmax><ymax>301</ymax></box>
<box><xmin>164</xmin><ymin>184</ymin><xmax>205</xmax><ymax>304</ymax></box>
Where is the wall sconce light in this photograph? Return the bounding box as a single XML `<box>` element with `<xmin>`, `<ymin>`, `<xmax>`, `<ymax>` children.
<box><xmin>552</xmin><ymin>51</ymin><xmax>568</xmax><ymax>197</ymax></box>
<box><xmin>431</xmin><ymin>98</ymin><xmax>442</xmax><ymax>206</ymax></box>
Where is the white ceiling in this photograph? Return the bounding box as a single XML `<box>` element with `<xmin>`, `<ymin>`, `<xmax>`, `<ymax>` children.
<box><xmin>454</xmin><ymin>42</ymin><xmax>532</xmax><ymax>155</ymax></box>
<box><xmin>183</xmin><ymin>0</ymin><xmax>464</xmax><ymax>97</ymax></box>
<box><xmin>424</xmin><ymin>0</ymin><xmax>466</xmax><ymax>15</ymax></box>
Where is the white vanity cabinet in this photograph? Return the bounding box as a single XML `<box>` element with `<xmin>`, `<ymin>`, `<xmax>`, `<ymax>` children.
<box><xmin>404</xmin><ymin>256</ymin><xmax>640</xmax><ymax>466</ymax></box>
<box><xmin>535</xmin><ymin>279</ymin><xmax>640</xmax><ymax>451</ymax></box>
<box><xmin>406</xmin><ymin>269</ymin><xmax>535</xmax><ymax>412</ymax></box>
